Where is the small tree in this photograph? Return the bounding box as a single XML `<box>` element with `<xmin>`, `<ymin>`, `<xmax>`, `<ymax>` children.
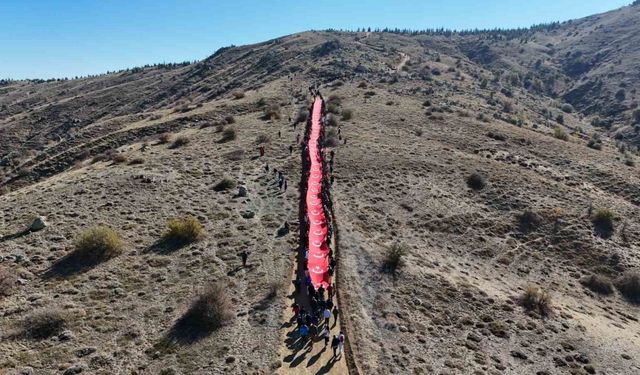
<box><xmin>382</xmin><ymin>243</ymin><xmax>407</xmax><ymax>274</ymax></box>
<box><xmin>466</xmin><ymin>172</ymin><xmax>485</xmax><ymax>190</ymax></box>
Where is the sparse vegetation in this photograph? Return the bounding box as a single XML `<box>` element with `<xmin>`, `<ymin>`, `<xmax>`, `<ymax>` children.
<box><xmin>615</xmin><ymin>272</ymin><xmax>640</xmax><ymax>303</ymax></box>
<box><xmin>553</xmin><ymin>126</ymin><xmax>568</xmax><ymax>141</ymax></box>
<box><xmin>220</xmin><ymin>128</ymin><xmax>237</xmax><ymax>143</ymax></box>
<box><xmin>580</xmin><ymin>274</ymin><xmax>614</xmax><ymax>295</ymax></box>
<box><xmin>232</xmin><ymin>91</ymin><xmax>245</xmax><ymax>99</ymax></box>
<box><xmin>591</xmin><ymin>208</ymin><xmax>614</xmax><ymax>236</ymax></box>
<box><xmin>128</xmin><ymin>157</ymin><xmax>145</xmax><ymax>165</ymax></box>
<box><xmin>0</xmin><ymin>267</ymin><xmax>16</xmax><ymax>298</ymax></box>
<box><xmin>73</xmin><ymin>226</ymin><xmax>123</xmax><ymax>263</ymax></box>
<box><xmin>466</xmin><ymin>172</ymin><xmax>485</xmax><ymax>190</ymax></box>
<box><xmin>560</xmin><ymin>103</ymin><xmax>574</xmax><ymax>113</ymax></box>
<box><xmin>224</xmin><ymin>115</ymin><xmax>235</xmax><ymax>124</ymax></box>
<box><xmin>326</xmin><ymin>114</ymin><xmax>338</xmax><ymax>127</ymax></box>
<box><xmin>21</xmin><ymin>309</ymin><xmax>67</xmax><ymax>339</ymax></box>
<box><xmin>518</xmin><ymin>210</ymin><xmax>542</xmax><ymax>232</ymax></box>
<box><xmin>171</xmin><ymin>135</ymin><xmax>190</xmax><ymax>148</ymax></box>
<box><xmin>164</xmin><ymin>216</ymin><xmax>204</xmax><ymax>245</ymax></box>
<box><xmin>262</xmin><ymin>104</ymin><xmax>281</xmax><ymax>120</ymax></box>
<box><xmin>111</xmin><ymin>153</ymin><xmax>127</xmax><ymax>164</ymax></box>
<box><xmin>158</xmin><ymin>133</ymin><xmax>172</xmax><ymax>144</ymax></box>
<box><xmin>555</xmin><ymin>114</ymin><xmax>564</xmax><ymax>124</ymax></box>
<box><xmin>179</xmin><ymin>284</ymin><xmax>233</xmax><ymax>333</ymax></box>
<box><xmin>341</xmin><ymin>108</ymin><xmax>353</xmax><ymax>121</ymax></box>
<box><xmin>587</xmin><ymin>134</ymin><xmax>602</xmax><ymax>150</ymax></box>
<box><xmin>255</xmin><ymin>134</ymin><xmax>271</xmax><ymax>145</ymax></box>
<box><xmin>213</xmin><ymin>177</ymin><xmax>236</xmax><ymax>192</ymax></box>
<box><xmin>382</xmin><ymin>243</ymin><xmax>407</xmax><ymax>274</ymax></box>
<box><xmin>519</xmin><ymin>284</ymin><xmax>552</xmax><ymax>316</ymax></box>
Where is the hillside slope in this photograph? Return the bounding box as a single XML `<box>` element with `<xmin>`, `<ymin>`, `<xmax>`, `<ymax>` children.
<box><xmin>1</xmin><ymin>3</ymin><xmax>640</xmax><ymax>375</ymax></box>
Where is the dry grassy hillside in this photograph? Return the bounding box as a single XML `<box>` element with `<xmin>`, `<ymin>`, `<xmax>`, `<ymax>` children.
<box><xmin>1</xmin><ymin>2</ymin><xmax>640</xmax><ymax>375</ymax></box>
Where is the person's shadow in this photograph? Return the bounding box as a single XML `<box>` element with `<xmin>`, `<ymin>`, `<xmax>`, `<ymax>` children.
<box><xmin>306</xmin><ymin>345</ymin><xmax>326</xmax><ymax>367</ymax></box>
<box><xmin>316</xmin><ymin>355</ymin><xmax>338</xmax><ymax>375</ymax></box>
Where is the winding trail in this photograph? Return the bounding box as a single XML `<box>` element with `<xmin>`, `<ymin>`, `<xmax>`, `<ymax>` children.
<box><xmin>306</xmin><ymin>97</ymin><xmax>330</xmax><ymax>288</ymax></box>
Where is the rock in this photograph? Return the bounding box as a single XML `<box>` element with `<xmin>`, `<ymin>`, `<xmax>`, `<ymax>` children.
<box><xmin>225</xmin><ymin>356</ymin><xmax>236</xmax><ymax>364</ymax></box>
<box><xmin>510</xmin><ymin>351</ymin><xmax>528</xmax><ymax>360</ymax></box>
<box><xmin>237</xmin><ymin>185</ymin><xmax>247</xmax><ymax>197</ymax></box>
<box><xmin>467</xmin><ymin>332</ymin><xmax>482</xmax><ymax>342</ymax></box>
<box><xmin>58</xmin><ymin>330</ymin><xmax>74</xmax><ymax>341</ymax></box>
<box><xmin>584</xmin><ymin>365</ymin><xmax>596</xmax><ymax>374</ymax></box>
<box><xmin>29</xmin><ymin>216</ymin><xmax>47</xmax><ymax>231</ymax></box>
<box><xmin>63</xmin><ymin>365</ymin><xmax>84</xmax><ymax>375</ymax></box>
<box><xmin>574</xmin><ymin>353</ymin><xmax>589</xmax><ymax>364</ymax></box>
<box><xmin>75</xmin><ymin>347</ymin><xmax>97</xmax><ymax>357</ymax></box>
<box><xmin>17</xmin><ymin>367</ymin><xmax>34</xmax><ymax>375</ymax></box>
<box><xmin>621</xmin><ymin>353</ymin><xmax>631</xmax><ymax>360</ymax></box>
<box><xmin>398</xmin><ymin>325</ymin><xmax>408</xmax><ymax>332</ymax></box>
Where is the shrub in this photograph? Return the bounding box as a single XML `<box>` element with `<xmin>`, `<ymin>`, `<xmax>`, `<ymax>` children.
<box><xmin>325</xmin><ymin>129</ymin><xmax>339</xmax><ymax>147</ymax></box>
<box><xmin>295</xmin><ymin>110</ymin><xmax>308</xmax><ymax>124</ymax></box>
<box><xmin>256</xmin><ymin>97</ymin><xmax>266</xmax><ymax>107</ymax></box>
<box><xmin>560</xmin><ymin>103</ymin><xmax>574</xmax><ymax>113</ymax></box>
<box><xmin>553</xmin><ymin>127</ymin><xmax>568</xmax><ymax>141</ymax></box>
<box><xmin>341</xmin><ymin>109</ymin><xmax>353</xmax><ymax>121</ymax></box>
<box><xmin>382</xmin><ymin>243</ymin><xmax>407</xmax><ymax>274</ymax></box>
<box><xmin>91</xmin><ymin>154</ymin><xmax>109</xmax><ymax>164</ymax></box>
<box><xmin>171</xmin><ymin>136</ymin><xmax>190</xmax><ymax>148</ymax></box>
<box><xmin>111</xmin><ymin>154</ymin><xmax>127</xmax><ymax>164</ymax></box>
<box><xmin>178</xmin><ymin>284</ymin><xmax>233</xmax><ymax>333</ymax></box>
<box><xmin>255</xmin><ymin>134</ymin><xmax>271</xmax><ymax>145</ymax></box>
<box><xmin>326</xmin><ymin>114</ymin><xmax>338</xmax><ymax>127</ymax></box>
<box><xmin>159</xmin><ymin>133</ymin><xmax>172</xmax><ymax>144</ymax></box>
<box><xmin>220</xmin><ymin>128</ymin><xmax>237</xmax><ymax>143</ymax></box>
<box><xmin>587</xmin><ymin>134</ymin><xmax>602</xmax><ymax>150</ymax></box>
<box><xmin>164</xmin><ymin>216</ymin><xmax>204</xmax><ymax>245</ymax></box>
<box><xmin>466</xmin><ymin>172</ymin><xmax>485</xmax><ymax>190</ymax></box>
<box><xmin>580</xmin><ymin>274</ymin><xmax>614</xmax><ymax>295</ymax></box>
<box><xmin>555</xmin><ymin>114</ymin><xmax>564</xmax><ymax>124</ymax></box>
<box><xmin>262</xmin><ymin>104</ymin><xmax>281</xmax><ymax>120</ymax></box>
<box><xmin>214</xmin><ymin>178</ymin><xmax>236</xmax><ymax>192</ymax></box>
<box><xmin>592</xmin><ymin>208</ymin><xmax>614</xmax><ymax>236</ymax></box>
<box><xmin>327</xmin><ymin>103</ymin><xmax>340</xmax><ymax>114</ymax></box>
<box><xmin>615</xmin><ymin>272</ymin><xmax>640</xmax><ymax>303</ymax></box>
<box><xmin>0</xmin><ymin>267</ymin><xmax>16</xmax><ymax>298</ymax></box>
<box><xmin>232</xmin><ymin>91</ymin><xmax>245</xmax><ymax>99</ymax></box>
<box><xmin>224</xmin><ymin>150</ymin><xmax>244</xmax><ymax>161</ymax></box>
<box><xmin>519</xmin><ymin>284</ymin><xmax>552</xmax><ymax>316</ymax></box>
<box><xmin>224</xmin><ymin>115</ymin><xmax>235</xmax><ymax>124</ymax></box>
<box><xmin>128</xmin><ymin>157</ymin><xmax>145</xmax><ymax>165</ymax></box>
<box><xmin>518</xmin><ymin>210</ymin><xmax>542</xmax><ymax>232</ymax></box>
<box><xmin>21</xmin><ymin>309</ymin><xmax>67</xmax><ymax>339</ymax></box>
<box><xmin>502</xmin><ymin>101</ymin><xmax>514</xmax><ymax>113</ymax></box>
<box><xmin>357</xmin><ymin>82</ymin><xmax>367</xmax><ymax>88</ymax></box>
<box><xmin>73</xmin><ymin>226</ymin><xmax>123</xmax><ymax>264</ymax></box>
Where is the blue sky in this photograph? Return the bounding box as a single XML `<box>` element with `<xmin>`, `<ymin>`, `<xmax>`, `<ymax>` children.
<box><xmin>0</xmin><ymin>0</ymin><xmax>630</xmax><ymax>79</ymax></box>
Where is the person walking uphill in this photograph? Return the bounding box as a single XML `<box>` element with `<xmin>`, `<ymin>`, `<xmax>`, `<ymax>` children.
<box><xmin>331</xmin><ymin>335</ymin><xmax>339</xmax><ymax>357</ymax></box>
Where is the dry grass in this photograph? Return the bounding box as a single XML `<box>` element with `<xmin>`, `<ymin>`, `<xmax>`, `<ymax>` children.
<box><xmin>73</xmin><ymin>226</ymin><xmax>123</xmax><ymax>264</ymax></box>
<box><xmin>158</xmin><ymin>133</ymin><xmax>172</xmax><ymax>144</ymax></box>
<box><xmin>21</xmin><ymin>309</ymin><xmax>67</xmax><ymax>339</ymax></box>
<box><xmin>111</xmin><ymin>153</ymin><xmax>128</xmax><ymax>164</ymax></box>
<box><xmin>615</xmin><ymin>272</ymin><xmax>640</xmax><ymax>303</ymax></box>
<box><xmin>255</xmin><ymin>134</ymin><xmax>271</xmax><ymax>145</ymax></box>
<box><xmin>0</xmin><ymin>267</ymin><xmax>16</xmax><ymax>298</ymax></box>
<box><xmin>232</xmin><ymin>91</ymin><xmax>245</xmax><ymax>99</ymax></box>
<box><xmin>163</xmin><ymin>216</ymin><xmax>204</xmax><ymax>245</ymax></box>
<box><xmin>224</xmin><ymin>115</ymin><xmax>235</xmax><ymax>124</ymax></box>
<box><xmin>128</xmin><ymin>157</ymin><xmax>145</xmax><ymax>165</ymax></box>
<box><xmin>262</xmin><ymin>104</ymin><xmax>281</xmax><ymax>120</ymax></box>
<box><xmin>553</xmin><ymin>127</ymin><xmax>569</xmax><ymax>141</ymax></box>
<box><xmin>519</xmin><ymin>284</ymin><xmax>552</xmax><ymax>317</ymax></box>
<box><xmin>341</xmin><ymin>108</ymin><xmax>354</xmax><ymax>121</ymax></box>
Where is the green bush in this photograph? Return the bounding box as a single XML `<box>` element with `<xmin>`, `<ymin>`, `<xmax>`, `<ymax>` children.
<box><xmin>561</xmin><ymin>103</ymin><xmax>574</xmax><ymax>113</ymax></box>
<box><xmin>164</xmin><ymin>216</ymin><xmax>204</xmax><ymax>245</ymax></box>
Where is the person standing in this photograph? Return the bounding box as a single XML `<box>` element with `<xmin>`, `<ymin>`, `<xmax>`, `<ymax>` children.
<box><xmin>323</xmin><ymin>307</ymin><xmax>331</xmax><ymax>326</ymax></box>
<box><xmin>337</xmin><ymin>332</ymin><xmax>345</xmax><ymax>357</ymax></box>
<box><xmin>239</xmin><ymin>250</ymin><xmax>250</xmax><ymax>267</ymax></box>
<box><xmin>331</xmin><ymin>335</ymin><xmax>339</xmax><ymax>357</ymax></box>
<box><xmin>322</xmin><ymin>326</ymin><xmax>330</xmax><ymax>347</ymax></box>
<box><xmin>332</xmin><ymin>306</ymin><xmax>339</xmax><ymax>327</ymax></box>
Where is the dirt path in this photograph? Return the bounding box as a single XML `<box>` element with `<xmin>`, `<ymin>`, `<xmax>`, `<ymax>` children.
<box><xmin>395</xmin><ymin>52</ymin><xmax>409</xmax><ymax>72</ymax></box>
<box><xmin>275</xmin><ymin>94</ymin><xmax>350</xmax><ymax>374</ymax></box>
